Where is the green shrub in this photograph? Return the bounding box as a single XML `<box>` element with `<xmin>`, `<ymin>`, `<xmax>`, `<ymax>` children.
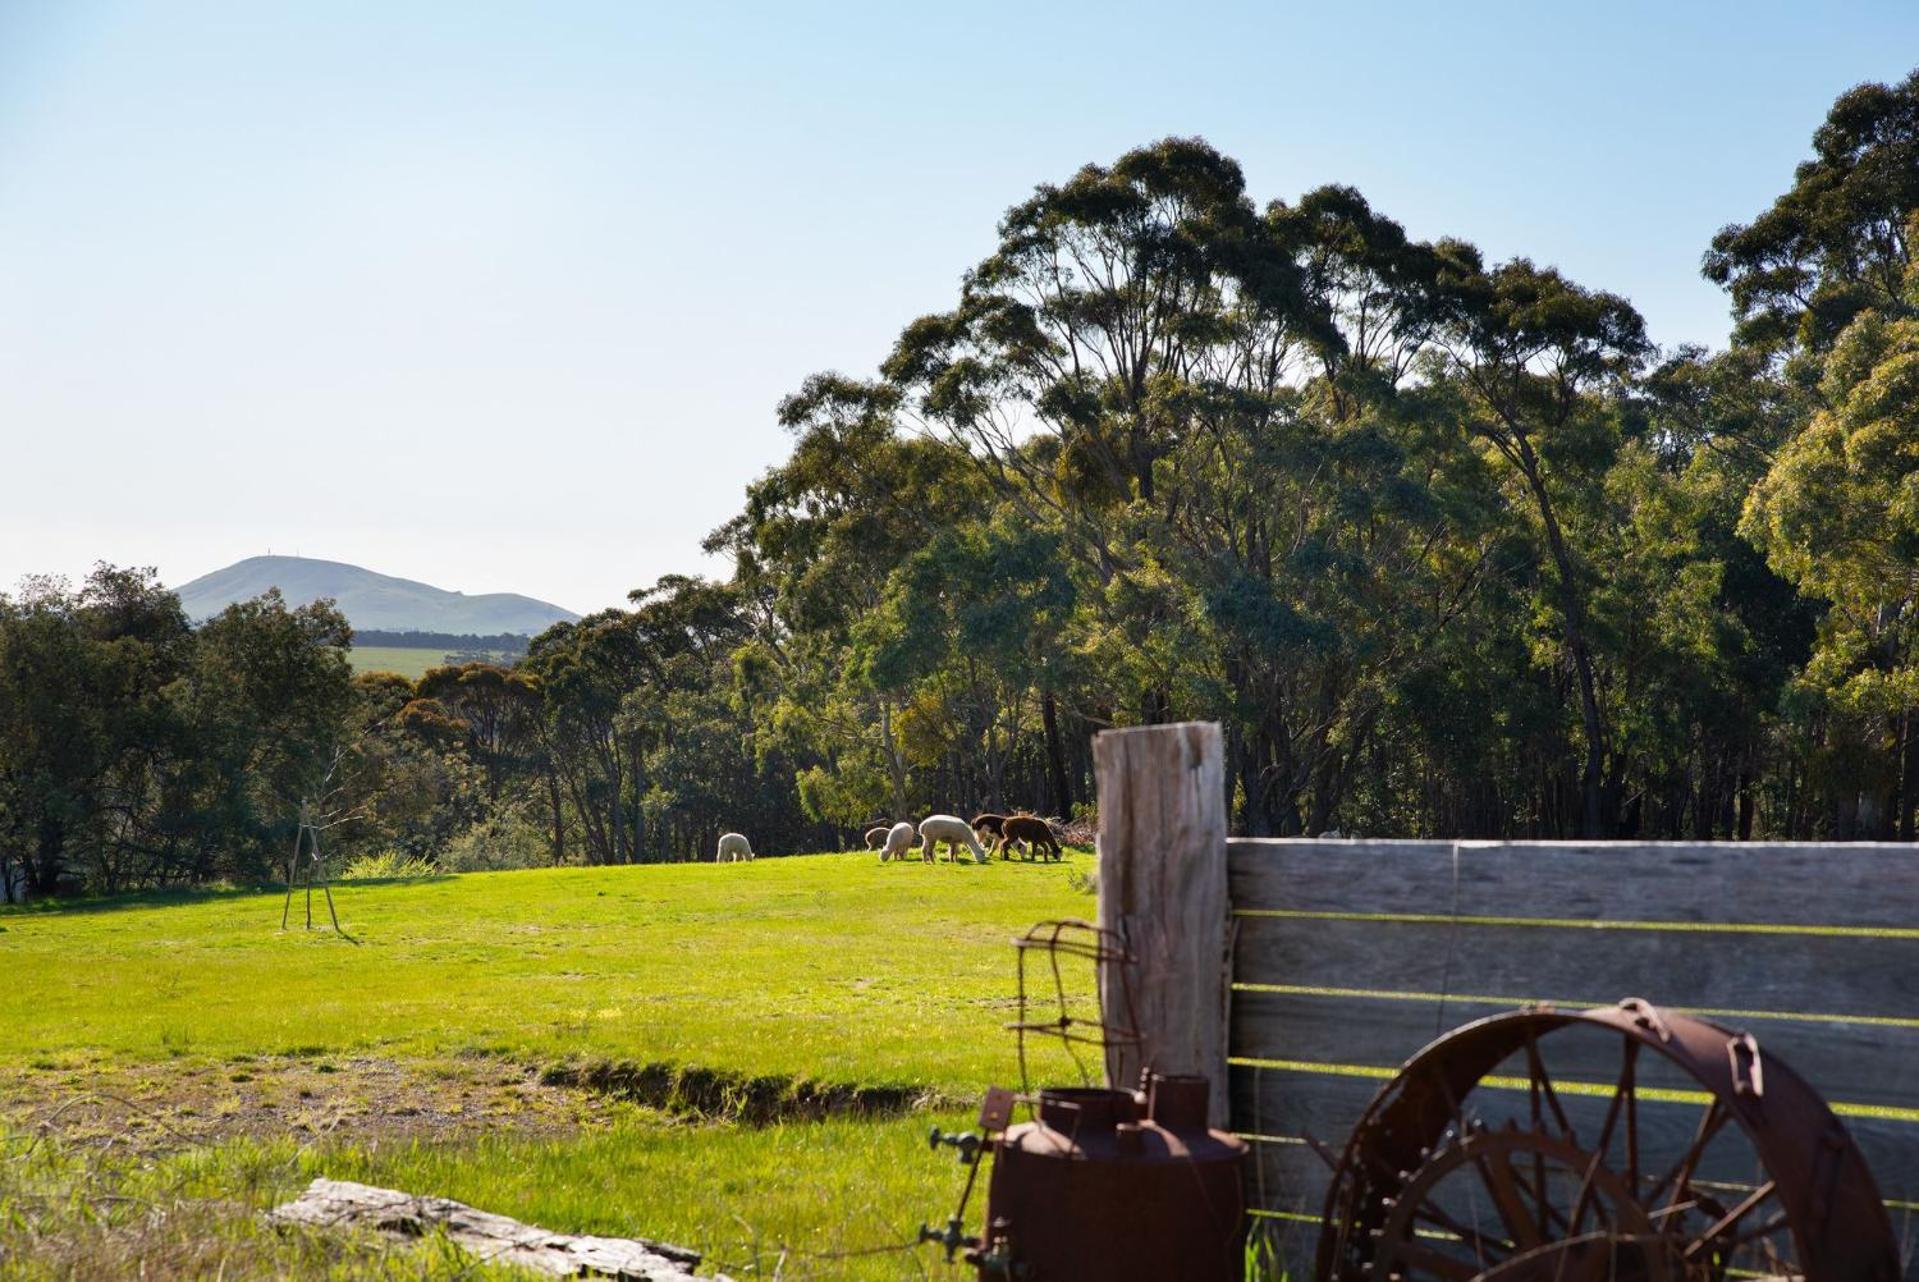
<box><xmin>438</xmin><ymin>815</ymin><xmax>550</xmax><ymax>872</ymax></box>
<box><xmin>339</xmin><ymin>850</ymin><xmax>438</xmax><ymax>880</ymax></box>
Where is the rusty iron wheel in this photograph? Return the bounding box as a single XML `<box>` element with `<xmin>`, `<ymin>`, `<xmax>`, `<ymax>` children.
<box><xmin>1372</xmin><ymin>1125</ymin><xmax>1679</xmax><ymax>1281</ymax></box>
<box><xmin>1315</xmin><ymin>1002</ymin><xmax>1901</xmax><ymax>1282</ymax></box>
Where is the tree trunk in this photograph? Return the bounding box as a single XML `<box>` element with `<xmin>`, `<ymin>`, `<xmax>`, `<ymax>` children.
<box><xmin>1895</xmin><ymin>710</ymin><xmax>1911</xmax><ymax>840</ymax></box>
<box><xmin>1512</xmin><ymin>443</ymin><xmax>1608</xmax><ymax>839</ymax></box>
<box><xmin>546</xmin><ymin>767</ymin><xmax>566</xmax><ymax>865</ymax></box>
<box><xmin>877</xmin><ymin>698</ymin><xmax>909</xmax><ymax>819</ymax></box>
<box><xmin>31</xmin><ymin>817</ymin><xmax>63</xmax><ymax>896</ymax></box>
<box><xmin>1042</xmin><ymin>690</ymin><xmax>1073</xmax><ymax>816</ymax></box>
<box><xmin>609</xmin><ymin>771</ymin><xmax>625</xmax><ymax>864</ymax></box>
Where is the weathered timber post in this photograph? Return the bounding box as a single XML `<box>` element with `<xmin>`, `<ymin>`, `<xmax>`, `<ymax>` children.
<box><xmin>1093</xmin><ymin>721</ymin><xmax>1230</xmax><ymax>1126</ymax></box>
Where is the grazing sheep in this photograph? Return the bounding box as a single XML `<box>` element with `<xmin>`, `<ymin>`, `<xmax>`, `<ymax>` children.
<box><xmin>995</xmin><ymin>814</ymin><xmax>1061</xmax><ymax>861</ymax></box>
<box><xmin>715</xmin><ymin>832</ymin><xmax>754</xmax><ymax>863</ymax></box>
<box><xmin>878</xmin><ymin>821</ymin><xmax>919</xmax><ymax>862</ymax></box>
<box><xmin>864</xmin><ymin>825</ymin><xmax>891</xmax><ymax>851</ymax></box>
<box><xmin>920</xmin><ymin>813</ymin><xmax>988</xmax><ymax>864</ymax></box>
<box><xmin>971</xmin><ymin>813</ymin><xmax>1008</xmax><ymax>844</ymax></box>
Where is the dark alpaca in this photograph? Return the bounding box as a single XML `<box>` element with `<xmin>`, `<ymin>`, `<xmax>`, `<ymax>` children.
<box><xmin>995</xmin><ymin>813</ymin><xmax>1061</xmax><ymax>861</ymax></box>
<box><xmin>864</xmin><ymin>825</ymin><xmax>890</xmax><ymax>850</ymax></box>
<box><xmin>971</xmin><ymin>813</ymin><xmax>1008</xmax><ymax>842</ymax></box>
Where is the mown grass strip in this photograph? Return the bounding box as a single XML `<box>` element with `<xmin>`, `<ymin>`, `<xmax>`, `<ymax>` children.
<box><xmin>1231</xmin><ymin>981</ymin><xmax>1919</xmax><ymax>1032</ymax></box>
<box><xmin>1232</xmin><ymin>908</ymin><xmax>1919</xmax><ymax>941</ymax></box>
<box><xmin>1227</xmin><ymin>1055</ymin><xmax>1919</xmax><ymax>1124</ymax></box>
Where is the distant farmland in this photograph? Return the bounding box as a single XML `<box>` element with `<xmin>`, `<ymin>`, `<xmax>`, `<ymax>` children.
<box><xmin>345</xmin><ymin>644</ymin><xmax>518</xmax><ymax>679</ymax></box>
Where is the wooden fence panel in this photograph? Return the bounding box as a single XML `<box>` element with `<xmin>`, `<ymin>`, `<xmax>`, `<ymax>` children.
<box><xmin>1228</xmin><ymin>838</ymin><xmax>1919</xmax><ymax>925</ymax></box>
<box><xmin>1094</xmin><ymin>722</ymin><xmax>1230</xmax><ymax>1124</ymax></box>
<box><xmin>1222</xmin><ymin>836</ymin><xmax>1919</xmax><ymax>1277</ymax></box>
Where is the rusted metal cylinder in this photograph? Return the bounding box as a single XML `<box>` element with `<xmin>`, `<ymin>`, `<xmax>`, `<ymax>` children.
<box><xmin>978</xmin><ymin>1075</ymin><xmax>1247</xmax><ymax>1280</ymax></box>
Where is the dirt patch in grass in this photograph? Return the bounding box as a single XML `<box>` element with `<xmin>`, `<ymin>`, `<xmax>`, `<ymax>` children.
<box><xmin>0</xmin><ymin>1054</ymin><xmax>630</xmax><ymax>1156</ymax></box>
<box><xmin>2</xmin><ymin>1053</ymin><xmax>951</xmax><ymax>1154</ymax></box>
<box><xmin>536</xmin><ymin>1059</ymin><xmax>948</xmax><ymax>1124</ymax></box>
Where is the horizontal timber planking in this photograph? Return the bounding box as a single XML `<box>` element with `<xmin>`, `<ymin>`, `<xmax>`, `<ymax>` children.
<box><xmin>1232</xmin><ymin>986</ymin><xmax>1919</xmax><ymax>1116</ymax></box>
<box><xmin>1227</xmin><ymin>838</ymin><xmax>1919</xmax><ymax>926</ymax></box>
<box><xmin>1233</xmin><ymin>914</ymin><xmax>1919</xmax><ymax>1023</ymax></box>
<box><xmin>1224</xmin><ymin>837</ymin><xmax>1919</xmax><ymax>1276</ymax></box>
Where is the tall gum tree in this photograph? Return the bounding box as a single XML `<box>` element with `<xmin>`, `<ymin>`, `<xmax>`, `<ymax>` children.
<box><xmin>1706</xmin><ymin>70</ymin><xmax>1919</xmax><ymax>370</ymax></box>
<box><xmin>1429</xmin><ymin>251</ymin><xmax>1652</xmax><ymax>837</ymax></box>
<box><xmin>706</xmin><ymin>374</ymin><xmax>976</xmax><ymax>822</ymax></box>
<box><xmin>885</xmin><ymin>140</ymin><xmax>1497</xmax><ymax>833</ymax></box>
<box><xmin>1709</xmin><ymin>70</ymin><xmax>1919</xmax><ymax>835</ymax></box>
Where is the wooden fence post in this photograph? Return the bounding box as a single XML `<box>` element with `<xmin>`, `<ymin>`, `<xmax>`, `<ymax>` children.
<box><xmin>1093</xmin><ymin>721</ymin><xmax>1229</xmax><ymax>1125</ymax></box>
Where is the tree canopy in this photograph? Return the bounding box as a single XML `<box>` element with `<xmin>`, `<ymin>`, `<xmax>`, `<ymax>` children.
<box><xmin>11</xmin><ymin>70</ymin><xmax>1919</xmax><ymax>896</ymax></box>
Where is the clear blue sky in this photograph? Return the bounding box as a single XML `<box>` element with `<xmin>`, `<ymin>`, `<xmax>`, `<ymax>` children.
<box><xmin>4</xmin><ymin>1</ymin><xmax>1916</xmax><ymax>615</ymax></box>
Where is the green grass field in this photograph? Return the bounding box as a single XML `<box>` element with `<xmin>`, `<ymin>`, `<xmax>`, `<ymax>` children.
<box><xmin>0</xmin><ymin>853</ymin><xmax>1107</xmax><ymax>1279</ymax></box>
<box><xmin>343</xmin><ymin>644</ymin><xmax>463</xmax><ymax>679</ymax></box>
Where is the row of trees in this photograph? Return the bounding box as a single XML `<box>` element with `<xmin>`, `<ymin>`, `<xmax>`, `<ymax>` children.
<box><xmin>0</xmin><ymin>570</ymin><xmax>836</xmax><ymax>898</ymax></box>
<box><xmin>7</xmin><ymin>70</ymin><xmax>1919</xmax><ymax>895</ymax></box>
<box><xmin>705</xmin><ymin>68</ymin><xmax>1919</xmax><ymax>844</ymax></box>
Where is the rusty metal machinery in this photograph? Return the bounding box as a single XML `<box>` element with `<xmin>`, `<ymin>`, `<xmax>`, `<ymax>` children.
<box><xmin>982</xmin><ymin>1074</ymin><xmax>1248</xmax><ymax>1280</ymax></box>
<box><xmin>1316</xmin><ymin>999</ymin><xmax>1901</xmax><ymax>1281</ymax></box>
<box><xmin>920</xmin><ymin>921</ymin><xmax>1251</xmax><ymax>1280</ymax></box>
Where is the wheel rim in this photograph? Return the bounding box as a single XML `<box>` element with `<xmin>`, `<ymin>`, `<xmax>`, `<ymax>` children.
<box><xmin>1315</xmin><ymin>1003</ymin><xmax>1899</xmax><ymax>1282</ymax></box>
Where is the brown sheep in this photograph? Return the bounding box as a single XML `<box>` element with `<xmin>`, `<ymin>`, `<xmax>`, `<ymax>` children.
<box><xmin>971</xmin><ymin>813</ymin><xmax>1007</xmax><ymax>844</ymax></box>
<box><xmin>864</xmin><ymin>825</ymin><xmax>891</xmax><ymax>850</ymax></box>
<box><xmin>994</xmin><ymin>813</ymin><xmax>1061</xmax><ymax>861</ymax></box>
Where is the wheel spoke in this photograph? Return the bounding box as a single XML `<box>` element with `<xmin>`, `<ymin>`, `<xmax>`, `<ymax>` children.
<box><xmin>1624</xmin><ymin>1047</ymin><xmax>1640</xmax><ymax>1196</ymax></box>
<box><xmin>1411</xmin><ymin>1199</ymin><xmax>1515</xmax><ymax>1263</ymax></box>
<box><xmin>1395</xmin><ymin>1241</ymin><xmax>1483</xmax><ymax>1280</ymax></box>
<box><xmin>1524</xmin><ymin>1032</ymin><xmax>1577</xmax><ymax>1142</ymax></box>
<box><xmin>1683</xmin><ymin>1180</ymin><xmax>1778</xmax><ymax>1260</ymax></box>
<box><xmin>1476</xmin><ymin>1150</ymin><xmax>1545</xmax><ymax>1249</ymax></box>
<box><xmin>1568</xmin><ymin>1039</ymin><xmax>1637</xmax><ymax>1239</ymax></box>
<box><xmin>1507</xmin><ymin>1158</ymin><xmax>1574</xmax><ymax>1235</ymax></box>
<box><xmin>1649</xmin><ymin>1098</ymin><xmax>1729</xmax><ymax>1211</ymax></box>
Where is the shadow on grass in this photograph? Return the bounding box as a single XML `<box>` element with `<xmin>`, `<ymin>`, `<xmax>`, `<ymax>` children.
<box><xmin>540</xmin><ymin>1059</ymin><xmax>951</xmax><ymax>1126</ymax></box>
<box><xmin>1</xmin><ymin>874</ymin><xmax>453</xmax><ymax>920</ymax></box>
<box><xmin>0</xmin><ymin>883</ymin><xmax>281</xmax><ymax>918</ymax></box>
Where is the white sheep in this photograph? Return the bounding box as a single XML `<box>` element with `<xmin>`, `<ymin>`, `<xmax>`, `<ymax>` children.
<box><xmin>919</xmin><ymin>813</ymin><xmax>988</xmax><ymax>864</ymax></box>
<box><xmin>877</xmin><ymin>821</ymin><xmax>918</xmax><ymax>862</ymax></box>
<box><xmin>715</xmin><ymin>832</ymin><xmax>754</xmax><ymax>863</ymax></box>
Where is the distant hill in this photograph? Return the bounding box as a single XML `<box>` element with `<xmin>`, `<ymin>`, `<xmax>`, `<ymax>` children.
<box><xmin>174</xmin><ymin>556</ymin><xmax>580</xmax><ymax>637</ymax></box>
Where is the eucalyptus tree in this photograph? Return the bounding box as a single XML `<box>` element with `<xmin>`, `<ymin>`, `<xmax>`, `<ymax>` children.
<box><xmin>1706</xmin><ymin>69</ymin><xmax>1919</xmax><ymax>369</ymax></box>
<box><xmin>855</xmin><ymin>512</ymin><xmax>1077</xmax><ymax>811</ymax></box>
<box><xmin>1742</xmin><ymin>311</ymin><xmax>1919</xmax><ymax>834</ymax></box>
<box><xmin>0</xmin><ymin>568</ymin><xmax>195</xmax><ymax>894</ymax></box>
<box><xmin>1427</xmin><ymin>252</ymin><xmax>1652</xmax><ymax>836</ymax></box>
<box><xmin>0</xmin><ymin>572</ymin><xmax>355</xmax><ymax>893</ymax></box>
<box><xmin>881</xmin><ymin>139</ymin><xmax>1499</xmax><ymax>833</ymax></box>
<box><xmin>1707</xmin><ymin>68</ymin><xmax>1919</xmax><ymax>835</ymax></box>
<box><xmin>708</xmin><ymin>374</ymin><xmax>979</xmax><ymax>821</ymax></box>
<box><xmin>524</xmin><ymin>611</ymin><xmax>648</xmax><ymax>863</ymax></box>
<box><xmin>415</xmin><ymin>662</ymin><xmax>541</xmax><ymax>803</ymax></box>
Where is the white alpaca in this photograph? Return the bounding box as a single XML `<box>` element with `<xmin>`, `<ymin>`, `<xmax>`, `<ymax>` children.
<box><xmin>877</xmin><ymin>821</ymin><xmax>918</xmax><ymax>862</ymax></box>
<box><xmin>919</xmin><ymin>814</ymin><xmax>988</xmax><ymax>864</ymax></box>
<box><xmin>715</xmin><ymin>832</ymin><xmax>754</xmax><ymax>863</ymax></box>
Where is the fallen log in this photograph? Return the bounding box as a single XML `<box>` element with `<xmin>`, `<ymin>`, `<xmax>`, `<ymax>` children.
<box><xmin>268</xmin><ymin>1177</ymin><xmax>728</xmax><ymax>1280</ymax></box>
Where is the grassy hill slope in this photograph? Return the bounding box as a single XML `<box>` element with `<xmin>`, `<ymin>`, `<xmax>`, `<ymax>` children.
<box><xmin>0</xmin><ymin>853</ymin><xmax>1091</xmax><ymax>1089</ymax></box>
<box><xmin>174</xmin><ymin>555</ymin><xmax>579</xmax><ymax>635</ymax></box>
<box><xmin>0</xmin><ymin>854</ymin><xmax>1102</xmax><ymax>1279</ymax></box>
